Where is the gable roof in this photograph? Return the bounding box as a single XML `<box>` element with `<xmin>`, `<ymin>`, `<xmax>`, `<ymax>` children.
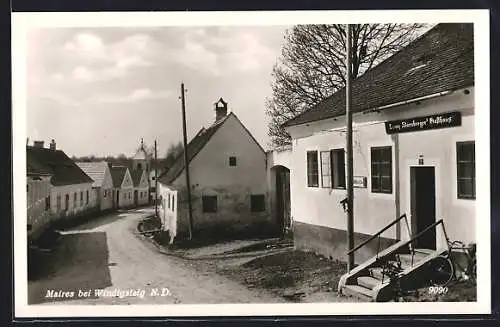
<box><xmin>283</xmin><ymin>23</ymin><xmax>474</xmax><ymax>128</ymax></box>
<box><xmin>26</xmin><ymin>146</ymin><xmax>94</xmax><ymax>186</ymax></box>
<box><xmin>158</xmin><ymin>113</ymin><xmax>230</xmax><ymax>185</ymax></box>
<box><xmin>130</xmin><ymin>169</ymin><xmax>145</xmax><ymax>187</ymax></box>
<box><xmin>76</xmin><ymin>161</ymin><xmax>109</xmax><ymax>188</ymax></box>
<box><xmin>110</xmin><ymin>166</ymin><xmax>128</xmax><ymax>188</ymax></box>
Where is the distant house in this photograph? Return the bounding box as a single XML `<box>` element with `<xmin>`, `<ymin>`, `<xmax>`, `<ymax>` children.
<box><xmin>76</xmin><ymin>161</ymin><xmax>114</xmax><ymax>211</ymax></box>
<box><xmin>131</xmin><ymin>169</ymin><xmax>149</xmax><ymax>207</ymax></box>
<box><xmin>110</xmin><ymin>166</ymin><xmax>134</xmax><ymax>209</ymax></box>
<box><xmin>281</xmin><ymin>23</ymin><xmax>475</xmax><ymax>263</ymax></box>
<box><xmin>26</xmin><ymin>171</ymin><xmax>52</xmax><ymax>242</ymax></box>
<box><xmin>26</xmin><ymin>140</ymin><xmax>96</xmax><ymax>223</ymax></box>
<box><xmin>158</xmin><ymin>98</ymin><xmax>272</xmax><ymax>242</ymax></box>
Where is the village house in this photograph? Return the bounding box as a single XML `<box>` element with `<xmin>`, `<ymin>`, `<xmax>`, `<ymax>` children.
<box><xmin>26</xmin><ymin>140</ymin><xmax>96</xmax><ymax>224</ymax></box>
<box><xmin>76</xmin><ymin>161</ymin><xmax>114</xmax><ymax>212</ymax></box>
<box><xmin>131</xmin><ymin>168</ymin><xmax>150</xmax><ymax>207</ymax></box>
<box><xmin>281</xmin><ymin>23</ymin><xmax>475</xmax><ymax>266</ymax></box>
<box><xmin>26</xmin><ymin>170</ymin><xmax>52</xmax><ymax>243</ymax></box>
<box><xmin>158</xmin><ymin>98</ymin><xmax>272</xmax><ymax>242</ymax></box>
<box><xmin>110</xmin><ymin>165</ymin><xmax>134</xmax><ymax>209</ymax></box>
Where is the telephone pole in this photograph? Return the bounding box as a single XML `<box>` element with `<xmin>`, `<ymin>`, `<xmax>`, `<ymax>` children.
<box><xmin>154</xmin><ymin>140</ymin><xmax>158</xmax><ymax>218</ymax></box>
<box><xmin>181</xmin><ymin>83</ymin><xmax>194</xmax><ymax>240</ymax></box>
<box><xmin>346</xmin><ymin>24</ymin><xmax>355</xmax><ymax>271</ymax></box>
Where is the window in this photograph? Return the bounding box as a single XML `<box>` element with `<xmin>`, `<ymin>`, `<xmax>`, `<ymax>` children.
<box><xmin>65</xmin><ymin>194</ymin><xmax>69</xmax><ymax>210</ymax></box>
<box><xmin>45</xmin><ymin>196</ymin><xmax>50</xmax><ymax>211</ymax></box>
<box><xmin>172</xmin><ymin>195</ymin><xmax>175</xmax><ymax>211</ymax></box>
<box><xmin>307</xmin><ymin>151</ymin><xmax>319</xmax><ymax>187</ymax></box>
<box><xmin>86</xmin><ymin>190</ymin><xmax>89</xmax><ymax>204</ymax></box>
<box><xmin>80</xmin><ymin>191</ymin><xmax>83</xmax><ymax>206</ymax></box>
<box><xmin>371</xmin><ymin>146</ymin><xmax>392</xmax><ymax>193</ymax></box>
<box><xmin>331</xmin><ymin>149</ymin><xmax>346</xmax><ymax>189</ymax></box>
<box><xmin>56</xmin><ymin>195</ymin><xmax>61</xmax><ymax>211</ymax></box>
<box><xmin>74</xmin><ymin>193</ymin><xmax>77</xmax><ymax>207</ymax></box>
<box><xmin>202</xmin><ymin>195</ymin><xmax>217</xmax><ymax>213</ymax></box>
<box><xmin>320</xmin><ymin>151</ymin><xmax>331</xmax><ymax>188</ymax></box>
<box><xmin>250</xmin><ymin>194</ymin><xmax>266</xmax><ymax>212</ymax></box>
<box><xmin>151</xmin><ymin>187</ymin><xmax>156</xmax><ymax>193</ymax></box>
<box><xmin>457</xmin><ymin>141</ymin><xmax>475</xmax><ymax>199</ymax></box>
<box><xmin>167</xmin><ymin>194</ymin><xmax>171</xmax><ymax>209</ymax></box>
<box><xmin>229</xmin><ymin>156</ymin><xmax>237</xmax><ymax>167</ymax></box>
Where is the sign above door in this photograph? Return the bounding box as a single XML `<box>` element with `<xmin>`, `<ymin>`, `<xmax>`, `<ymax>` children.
<box><xmin>385</xmin><ymin>111</ymin><xmax>461</xmax><ymax>134</ymax></box>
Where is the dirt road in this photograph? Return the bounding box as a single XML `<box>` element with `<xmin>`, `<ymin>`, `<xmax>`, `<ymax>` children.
<box><xmin>28</xmin><ymin>208</ymin><xmax>283</xmax><ymax>305</ymax></box>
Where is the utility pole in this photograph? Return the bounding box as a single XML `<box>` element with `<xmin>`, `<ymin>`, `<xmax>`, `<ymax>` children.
<box><xmin>181</xmin><ymin>83</ymin><xmax>194</xmax><ymax>240</ymax></box>
<box><xmin>346</xmin><ymin>24</ymin><xmax>355</xmax><ymax>271</ymax></box>
<box><xmin>154</xmin><ymin>140</ymin><xmax>158</xmax><ymax>218</ymax></box>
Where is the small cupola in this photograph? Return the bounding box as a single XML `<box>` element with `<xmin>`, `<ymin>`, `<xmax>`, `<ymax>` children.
<box><xmin>214</xmin><ymin>98</ymin><xmax>228</xmax><ymax>122</ymax></box>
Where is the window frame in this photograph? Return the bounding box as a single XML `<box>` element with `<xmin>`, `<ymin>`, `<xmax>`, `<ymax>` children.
<box><xmin>456</xmin><ymin>141</ymin><xmax>476</xmax><ymax>199</ymax></box>
<box><xmin>229</xmin><ymin>156</ymin><xmax>237</xmax><ymax>167</ymax></box>
<box><xmin>202</xmin><ymin>195</ymin><xmax>218</xmax><ymax>213</ymax></box>
<box><xmin>306</xmin><ymin>151</ymin><xmax>319</xmax><ymax>187</ymax></box>
<box><xmin>370</xmin><ymin>146</ymin><xmax>393</xmax><ymax>194</ymax></box>
<box><xmin>250</xmin><ymin>194</ymin><xmax>266</xmax><ymax>212</ymax></box>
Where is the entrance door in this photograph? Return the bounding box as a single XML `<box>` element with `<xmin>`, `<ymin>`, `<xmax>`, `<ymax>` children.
<box><xmin>275</xmin><ymin>166</ymin><xmax>291</xmax><ymax>235</ymax></box>
<box><xmin>116</xmin><ymin>190</ymin><xmax>120</xmax><ymax>208</ymax></box>
<box><xmin>134</xmin><ymin>190</ymin><xmax>138</xmax><ymax>206</ymax></box>
<box><xmin>410</xmin><ymin>167</ymin><xmax>436</xmax><ymax>249</ymax></box>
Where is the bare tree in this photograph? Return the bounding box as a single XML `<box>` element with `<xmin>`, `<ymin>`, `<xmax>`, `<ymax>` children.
<box><xmin>267</xmin><ymin>23</ymin><xmax>429</xmax><ymax>147</ymax></box>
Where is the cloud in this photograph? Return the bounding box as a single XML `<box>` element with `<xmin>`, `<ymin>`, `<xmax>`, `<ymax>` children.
<box><xmin>72</xmin><ymin>66</ymin><xmax>94</xmax><ymax>81</ymax></box>
<box><xmin>35</xmin><ymin>91</ymin><xmax>82</xmax><ymax>108</ymax></box>
<box><xmin>64</xmin><ymin>32</ymin><xmax>105</xmax><ymax>53</ymax></box>
<box><xmin>92</xmin><ymin>88</ymin><xmax>172</xmax><ymax>103</ymax></box>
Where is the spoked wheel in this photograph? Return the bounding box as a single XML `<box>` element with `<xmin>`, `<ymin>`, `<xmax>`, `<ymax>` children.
<box><xmin>429</xmin><ymin>256</ymin><xmax>454</xmax><ymax>286</ymax></box>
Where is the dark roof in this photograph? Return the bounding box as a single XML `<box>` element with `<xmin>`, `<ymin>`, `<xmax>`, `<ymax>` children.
<box><xmin>110</xmin><ymin>166</ymin><xmax>128</xmax><ymax>188</ymax></box>
<box><xmin>26</xmin><ymin>146</ymin><xmax>94</xmax><ymax>186</ymax></box>
<box><xmin>158</xmin><ymin>113</ymin><xmax>230</xmax><ymax>185</ymax></box>
<box><xmin>130</xmin><ymin>169</ymin><xmax>144</xmax><ymax>187</ymax></box>
<box><xmin>283</xmin><ymin>23</ymin><xmax>474</xmax><ymax>128</ymax></box>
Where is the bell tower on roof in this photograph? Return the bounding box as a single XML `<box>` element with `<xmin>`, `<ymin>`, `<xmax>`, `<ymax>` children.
<box><xmin>132</xmin><ymin>138</ymin><xmax>150</xmax><ymax>172</ymax></box>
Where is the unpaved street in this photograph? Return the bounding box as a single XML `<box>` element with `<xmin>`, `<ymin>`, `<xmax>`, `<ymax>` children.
<box><xmin>28</xmin><ymin>208</ymin><xmax>284</xmax><ymax>305</ymax></box>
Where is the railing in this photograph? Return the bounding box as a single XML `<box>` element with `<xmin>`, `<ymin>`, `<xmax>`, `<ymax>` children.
<box><xmin>347</xmin><ymin>213</ymin><xmax>411</xmax><ymax>258</ymax></box>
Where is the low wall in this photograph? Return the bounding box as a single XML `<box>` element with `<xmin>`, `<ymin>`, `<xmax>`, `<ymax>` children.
<box><xmin>293</xmin><ymin>221</ymin><xmax>398</xmax><ymax>264</ymax></box>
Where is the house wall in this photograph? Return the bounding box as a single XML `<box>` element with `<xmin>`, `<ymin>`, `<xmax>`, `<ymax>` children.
<box><xmin>135</xmin><ymin>171</ymin><xmax>150</xmax><ymax>206</ymax></box>
<box><xmin>118</xmin><ymin>169</ymin><xmax>135</xmax><ymax>208</ymax></box>
<box><xmin>158</xmin><ymin>184</ymin><xmax>178</xmax><ymax>242</ymax></box>
<box><xmin>27</xmin><ymin>176</ymin><xmax>52</xmax><ymax>241</ymax></box>
<box><xmin>287</xmin><ymin>88</ymin><xmax>475</xmax><ymax>263</ymax></box>
<box><xmin>100</xmin><ymin>167</ymin><xmax>114</xmax><ymax>211</ymax></box>
<box><xmin>170</xmin><ymin>114</ymin><xmax>273</xmax><ymax>239</ymax></box>
<box><xmin>50</xmin><ymin>182</ymin><xmax>97</xmax><ymax>223</ymax></box>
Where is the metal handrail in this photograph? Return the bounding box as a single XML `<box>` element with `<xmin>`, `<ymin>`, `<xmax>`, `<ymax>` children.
<box><xmin>347</xmin><ymin>213</ymin><xmax>409</xmax><ymax>256</ymax></box>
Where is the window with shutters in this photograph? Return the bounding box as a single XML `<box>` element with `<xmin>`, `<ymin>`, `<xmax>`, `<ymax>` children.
<box><xmin>250</xmin><ymin>194</ymin><xmax>266</xmax><ymax>212</ymax></box>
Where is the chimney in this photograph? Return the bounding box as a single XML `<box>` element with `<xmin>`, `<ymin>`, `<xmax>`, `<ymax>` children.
<box><xmin>49</xmin><ymin>139</ymin><xmax>56</xmax><ymax>151</ymax></box>
<box><xmin>33</xmin><ymin>140</ymin><xmax>44</xmax><ymax>148</ymax></box>
<box><xmin>214</xmin><ymin>98</ymin><xmax>228</xmax><ymax>122</ymax></box>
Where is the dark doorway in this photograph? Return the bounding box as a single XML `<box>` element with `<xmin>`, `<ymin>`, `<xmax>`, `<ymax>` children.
<box><xmin>134</xmin><ymin>190</ymin><xmax>138</xmax><ymax>206</ymax></box>
<box><xmin>116</xmin><ymin>190</ymin><xmax>120</xmax><ymax>208</ymax></box>
<box><xmin>410</xmin><ymin>166</ymin><xmax>436</xmax><ymax>249</ymax></box>
<box><xmin>275</xmin><ymin>166</ymin><xmax>291</xmax><ymax>235</ymax></box>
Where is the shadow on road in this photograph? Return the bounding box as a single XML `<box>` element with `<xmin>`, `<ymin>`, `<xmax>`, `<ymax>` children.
<box><xmin>28</xmin><ymin>231</ymin><xmax>113</xmax><ymax>304</ymax></box>
<box><xmin>62</xmin><ymin>212</ymin><xmax>129</xmax><ymax>232</ymax></box>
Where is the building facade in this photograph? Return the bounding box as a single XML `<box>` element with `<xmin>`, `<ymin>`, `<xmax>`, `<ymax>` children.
<box><xmin>131</xmin><ymin>169</ymin><xmax>150</xmax><ymax>207</ymax></box>
<box><xmin>158</xmin><ymin>98</ymin><xmax>272</xmax><ymax>242</ymax></box>
<box><xmin>27</xmin><ymin>173</ymin><xmax>52</xmax><ymax>242</ymax></box>
<box><xmin>282</xmin><ymin>23</ymin><xmax>475</xmax><ymax>263</ymax></box>
<box><xmin>76</xmin><ymin>161</ymin><xmax>114</xmax><ymax>211</ymax></box>
<box><xmin>110</xmin><ymin>166</ymin><xmax>135</xmax><ymax>209</ymax></box>
<box><xmin>27</xmin><ymin>140</ymin><xmax>96</xmax><ymax>225</ymax></box>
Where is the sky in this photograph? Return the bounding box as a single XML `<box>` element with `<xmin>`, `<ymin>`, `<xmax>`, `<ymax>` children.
<box><xmin>26</xmin><ymin>25</ymin><xmax>288</xmax><ymax>158</ymax></box>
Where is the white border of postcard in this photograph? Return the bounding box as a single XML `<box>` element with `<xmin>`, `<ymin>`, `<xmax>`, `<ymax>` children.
<box><xmin>12</xmin><ymin>9</ymin><xmax>491</xmax><ymax>317</ymax></box>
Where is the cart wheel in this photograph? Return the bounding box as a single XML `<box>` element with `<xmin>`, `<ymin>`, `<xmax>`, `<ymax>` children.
<box><xmin>429</xmin><ymin>256</ymin><xmax>454</xmax><ymax>286</ymax></box>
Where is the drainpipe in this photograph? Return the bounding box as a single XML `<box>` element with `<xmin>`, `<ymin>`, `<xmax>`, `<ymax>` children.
<box><xmin>392</xmin><ymin>134</ymin><xmax>401</xmax><ymax>240</ymax></box>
